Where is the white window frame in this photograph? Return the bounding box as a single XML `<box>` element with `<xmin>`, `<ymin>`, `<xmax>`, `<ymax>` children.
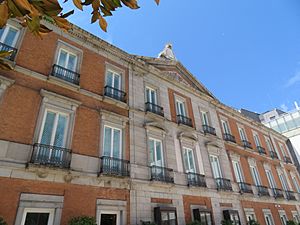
<box><xmin>278</xmin><ymin>173</ymin><xmax>289</xmax><ymax>191</ymax></box>
<box><xmin>238</xmin><ymin>127</ymin><xmax>247</xmax><ymax>141</ymax></box>
<box><xmin>103</xmin><ymin>125</ymin><xmax>122</xmax><ymax>159</ymax></box>
<box><xmin>175</xmin><ymin>98</ymin><xmax>187</xmax><ymax>117</ymax></box>
<box><xmin>201</xmin><ymin>111</ymin><xmax>210</xmax><ymax>126</ymax></box>
<box><xmin>56</xmin><ymin>48</ymin><xmax>78</xmax><ymax>72</ymax></box>
<box><xmin>292</xmin><ymin>175</ymin><xmax>300</xmax><ymax>193</ymax></box>
<box><xmin>183</xmin><ymin>147</ymin><xmax>196</xmax><ymax>173</ymax></box>
<box><xmin>244</xmin><ymin>209</ymin><xmax>256</xmax><ymax>223</ymax></box>
<box><xmin>279</xmin><ymin>211</ymin><xmax>288</xmax><ymax>225</ymax></box>
<box><xmin>253</xmin><ymin>132</ymin><xmax>261</xmax><ymax>147</ymax></box>
<box><xmin>292</xmin><ymin>211</ymin><xmax>300</xmax><ymax>223</ymax></box>
<box><xmin>149</xmin><ymin>137</ymin><xmax>164</xmax><ymax>167</ymax></box>
<box><xmin>210</xmin><ymin>155</ymin><xmax>222</xmax><ymax>179</ymax></box>
<box><xmin>20</xmin><ymin>208</ymin><xmax>55</xmax><ymax>225</ymax></box>
<box><xmin>265</xmin><ymin>137</ymin><xmax>274</xmax><ymax>152</ymax></box>
<box><xmin>106</xmin><ymin>69</ymin><xmax>122</xmax><ymax>90</ymax></box>
<box><xmin>264</xmin><ymin>212</ymin><xmax>275</xmax><ymax>225</ymax></box>
<box><xmin>265</xmin><ymin>169</ymin><xmax>277</xmax><ymax>189</ymax></box>
<box><xmin>250</xmin><ymin>165</ymin><xmax>261</xmax><ymax>186</ymax></box>
<box><xmin>279</xmin><ymin>143</ymin><xmax>287</xmax><ymax>157</ymax></box>
<box><xmin>98</xmin><ymin>210</ymin><xmax>121</xmax><ymax>225</ymax></box>
<box><xmin>221</xmin><ymin>119</ymin><xmax>231</xmax><ymax>134</ymax></box>
<box><xmin>0</xmin><ymin>24</ymin><xmax>20</xmax><ymax>47</ymax></box>
<box><xmin>38</xmin><ymin>108</ymin><xmax>70</xmax><ymax>147</ymax></box>
<box><xmin>232</xmin><ymin>160</ymin><xmax>244</xmax><ymax>183</ymax></box>
<box><xmin>145</xmin><ymin>86</ymin><xmax>157</xmax><ymax>104</ymax></box>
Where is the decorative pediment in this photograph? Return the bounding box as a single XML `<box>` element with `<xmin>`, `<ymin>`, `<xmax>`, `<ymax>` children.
<box><xmin>144</xmin><ymin>122</ymin><xmax>168</xmax><ymax>134</ymax></box>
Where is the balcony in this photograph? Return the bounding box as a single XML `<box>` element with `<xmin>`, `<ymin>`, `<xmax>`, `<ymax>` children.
<box><xmin>145</xmin><ymin>102</ymin><xmax>164</xmax><ymax>117</ymax></box>
<box><xmin>284</xmin><ymin>156</ymin><xmax>292</xmax><ymax>164</ymax></box>
<box><xmin>99</xmin><ymin>156</ymin><xmax>130</xmax><ymax>177</ymax></box>
<box><xmin>257</xmin><ymin>146</ymin><xmax>266</xmax><ymax>155</ymax></box>
<box><xmin>150</xmin><ymin>166</ymin><xmax>174</xmax><ymax>183</ymax></box>
<box><xmin>0</xmin><ymin>42</ymin><xmax>17</xmax><ymax>61</ymax></box>
<box><xmin>285</xmin><ymin>191</ymin><xmax>297</xmax><ymax>201</ymax></box>
<box><xmin>30</xmin><ymin>143</ymin><xmax>71</xmax><ymax>168</ymax></box>
<box><xmin>270</xmin><ymin>151</ymin><xmax>279</xmax><ymax>160</ymax></box>
<box><xmin>177</xmin><ymin>115</ymin><xmax>193</xmax><ymax>127</ymax></box>
<box><xmin>202</xmin><ymin>125</ymin><xmax>216</xmax><ymax>136</ymax></box>
<box><xmin>223</xmin><ymin>133</ymin><xmax>236</xmax><ymax>143</ymax></box>
<box><xmin>242</xmin><ymin>140</ymin><xmax>252</xmax><ymax>149</ymax></box>
<box><xmin>187</xmin><ymin>173</ymin><xmax>207</xmax><ymax>187</ymax></box>
<box><xmin>215</xmin><ymin>178</ymin><xmax>233</xmax><ymax>191</ymax></box>
<box><xmin>272</xmin><ymin>188</ymin><xmax>284</xmax><ymax>199</ymax></box>
<box><xmin>238</xmin><ymin>182</ymin><xmax>253</xmax><ymax>194</ymax></box>
<box><xmin>104</xmin><ymin>85</ymin><xmax>126</xmax><ymax>103</ymax></box>
<box><xmin>51</xmin><ymin>64</ymin><xmax>80</xmax><ymax>85</ymax></box>
<box><xmin>256</xmin><ymin>185</ymin><xmax>270</xmax><ymax>196</ymax></box>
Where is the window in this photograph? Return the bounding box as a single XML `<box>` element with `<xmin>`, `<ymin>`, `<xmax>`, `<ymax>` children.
<box><xmin>250</xmin><ymin>166</ymin><xmax>261</xmax><ymax>186</ymax></box>
<box><xmin>279</xmin><ymin>173</ymin><xmax>289</xmax><ymax>191</ymax></box>
<box><xmin>149</xmin><ymin>138</ymin><xmax>164</xmax><ymax>167</ymax></box>
<box><xmin>292</xmin><ymin>212</ymin><xmax>300</xmax><ymax>223</ymax></box>
<box><xmin>57</xmin><ymin>48</ymin><xmax>78</xmax><ymax>72</ymax></box>
<box><xmin>193</xmin><ymin>209</ymin><xmax>212</xmax><ymax>225</ymax></box>
<box><xmin>244</xmin><ymin>209</ymin><xmax>256</xmax><ymax>223</ymax></box>
<box><xmin>106</xmin><ymin>70</ymin><xmax>121</xmax><ymax>90</ymax></box>
<box><xmin>221</xmin><ymin>120</ymin><xmax>230</xmax><ymax>134</ymax></box>
<box><xmin>154</xmin><ymin>207</ymin><xmax>178</xmax><ymax>225</ymax></box>
<box><xmin>232</xmin><ymin>161</ymin><xmax>244</xmax><ymax>183</ymax></box>
<box><xmin>238</xmin><ymin>127</ymin><xmax>247</xmax><ymax>141</ymax></box>
<box><xmin>264</xmin><ymin>213</ymin><xmax>274</xmax><ymax>225</ymax></box>
<box><xmin>103</xmin><ymin>126</ymin><xmax>122</xmax><ymax>159</ymax></box>
<box><xmin>183</xmin><ymin>147</ymin><xmax>196</xmax><ymax>173</ymax></box>
<box><xmin>223</xmin><ymin>210</ymin><xmax>241</xmax><ymax>225</ymax></box>
<box><xmin>176</xmin><ymin>99</ymin><xmax>186</xmax><ymax>116</ymax></box>
<box><xmin>21</xmin><ymin>209</ymin><xmax>54</xmax><ymax>225</ymax></box>
<box><xmin>279</xmin><ymin>211</ymin><xmax>287</xmax><ymax>225</ymax></box>
<box><xmin>265</xmin><ymin>138</ymin><xmax>274</xmax><ymax>152</ymax></box>
<box><xmin>210</xmin><ymin>155</ymin><xmax>222</xmax><ymax>179</ymax></box>
<box><xmin>39</xmin><ymin>110</ymin><xmax>69</xmax><ymax>148</ymax></box>
<box><xmin>253</xmin><ymin>133</ymin><xmax>261</xmax><ymax>147</ymax></box>
<box><xmin>0</xmin><ymin>24</ymin><xmax>20</xmax><ymax>47</ymax></box>
<box><xmin>201</xmin><ymin>111</ymin><xmax>210</xmax><ymax>126</ymax></box>
<box><xmin>292</xmin><ymin>175</ymin><xmax>300</xmax><ymax>193</ymax></box>
<box><xmin>99</xmin><ymin>211</ymin><xmax>120</xmax><ymax>225</ymax></box>
<box><xmin>279</xmin><ymin>144</ymin><xmax>287</xmax><ymax>157</ymax></box>
<box><xmin>146</xmin><ymin>87</ymin><xmax>157</xmax><ymax>104</ymax></box>
<box><xmin>265</xmin><ymin>170</ymin><xmax>276</xmax><ymax>189</ymax></box>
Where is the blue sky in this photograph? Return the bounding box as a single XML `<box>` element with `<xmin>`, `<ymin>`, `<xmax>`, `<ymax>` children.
<box><xmin>63</xmin><ymin>0</ymin><xmax>300</xmax><ymax>113</ymax></box>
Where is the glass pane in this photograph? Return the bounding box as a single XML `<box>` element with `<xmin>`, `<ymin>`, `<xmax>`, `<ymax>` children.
<box><xmin>106</xmin><ymin>71</ymin><xmax>113</xmax><ymax>87</ymax></box>
<box><xmin>0</xmin><ymin>28</ymin><xmax>4</xmax><ymax>40</ymax></box>
<box><xmin>188</xmin><ymin>151</ymin><xmax>195</xmax><ymax>172</ymax></box>
<box><xmin>149</xmin><ymin>139</ymin><xmax>155</xmax><ymax>164</ymax></box>
<box><xmin>3</xmin><ymin>27</ymin><xmax>18</xmax><ymax>46</ymax></box>
<box><xmin>24</xmin><ymin>213</ymin><xmax>49</xmax><ymax>225</ymax></box>
<box><xmin>146</xmin><ymin>88</ymin><xmax>150</xmax><ymax>102</ymax></box>
<box><xmin>40</xmin><ymin>111</ymin><xmax>56</xmax><ymax>145</ymax></box>
<box><xmin>53</xmin><ymin>114</ymin><xmax>67</xmax><ymax>147</ymax></box>
<box><xmin>206</xmin><ymin>213</ymin><xmax>212</xmax><ymax>225</ymax></box>
<box><xmin>103</xmin><ymin>127</ymin><xmax>112</xmax><ymax>156</ymax></box>
<box><xmin>184</xmin><ymin>150</ymin><xmax>189</xmax><ymax>172</ymax></box>
<box><xmin>151</xmin><ymin>90</ymin><xmax>156</xmax><ymax>104</ymax></box>
<box><xmin>100</xmin><ymin>214</ymin><xmax>117</xmax><ymax>225</ymax></box>
<box><xmin>67</xmin><ymin>54</ymin><xmax>77</xmax><ymax>71</ymax></box>
<box><xmin>169</xmin><ymin>212</ymin><xmax>176</xmax><ymax>225</ymax></box>
<box><xmin>156</xmin><ymin>141</ymin><xmax>163</xmax><ymax>166</ymax></box>
<box><xmin>113</xmin><ymin>74</ymin><xmax>120</xmax><ymax>89</ymax></box>
<box><xmin>162</xmin><ymin>212</ymin><xmax>169</xmax><ymax>221</ymax></box>
<box><xmin>113</xmin><ymin>129</ymin><xmax>121</xmax><ymax>158</ymax></box>
<box><xmin>58</xmin><ymin>50</ymin><xmax>67</xmax><ymax>67</ymax></box>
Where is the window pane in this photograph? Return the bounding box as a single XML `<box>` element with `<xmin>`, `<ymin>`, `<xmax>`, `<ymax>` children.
<box><xmin>53</xmin><ymin>114</ymin><xmax>67</xmax><ymax>147</ymax></box>
<box><xmin>151</xmin><ymin>90</ymin><xmax>156</xmax><ymax>104</ymax></box>
<box><xmin>24</xmin><ymin>213</ymin><xmax>49</xmax><ymax>225</ymax></box>
<box><xmin>188</xmin><ymin>151</ymin><xmax>195</xmax><ymax>172</ymax></box>
<box><xmin>156</xmin><ymin>141</ymin><xmax>163</xmax><ymax>166</ymax></box>
<box><xmin>58</xmin><ymin>50</ymin><xmax>68</xmax><ymax>67</ymax></box>
<box><xmin>113</xmin><ymin>74</ymin><xmax>121</xmax><ymax>89</ymax></box>
<box><xmin>146</xmin><ymin>88</ymin><xmax>150</xmax><ymax>102</ymax></box>
<box><xmin>100</xmin><ymin>214</ymin><xmax>117</xmax><ymax>225</ymax></box>
<box><xmin>149</xmin><ymin>139</ymin><xmax>155</xmax><ymax>164</ymax></box>
<box><xmin>67</xmin><ymin>54</ymin><xmax>77</xmax><ymax>71</ymax></box>
<box><xmin>113</xmin><ymin>129</ymin><xmax>121</xmax><ymax>158</ymax></box>
<box><xmin>184</xmin><ymin>150</ymin><xmax>189</xmax><ymax>172</ymax></box>
<box><xmin>40</xmin><ymin>111</ymin><xmax>56</xmax><ymax>145</ymax></box>
<box><xmin>0</xmin><ymin>28</ymin><xmax>4</xmax><ymax>40</ymax></box>
<box><xmin>103</xmin><ymin>127</ymin><xmax>112</xmax><ymax>156</ymax></box>
<box><xmin>3</xmin><ymin>27</ymin><xmax>18</xmax><ymax>46</ymax></box>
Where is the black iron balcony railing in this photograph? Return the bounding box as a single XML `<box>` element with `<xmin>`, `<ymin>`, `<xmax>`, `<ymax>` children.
<box><xmin>187</xmin><ymin>173</ymin><xmax>207</xmax><ymax>187</ymax></box>
<box><xmin>238</xmin><ymin>182</ymin><xmax>253</xmax><ymax>194</ymax></box>
<box><xmin>215</xmin><ymin>178</ymin><xmax>233</xmax><ymax>191</ymax></box>
<box><xmin>150</xmin><ymin>165</ymin><xmax>174</xmax><ymax>183</ymax></box>
<box><xmin>51</xmin><ymin>64</ymin><xmax>80</xmax><ymax>85</ymax></box>
<box><xmin>223</xmin><ymin>133</ymin><xmax>236</xmax><ymax>143</ymax></box>
<box><xmin>256</xmin><ymin>185</ymin><xmax>270</xmax><ymax>196</ymax></box>
<box><xmin>257</xmin><ymin>146</ymin><xmax>266</xmax><ymax>155</ymax></box>
<box><xmin>0</xmin><ymin>42</ymin><xmax>17</xmax><ymax>61</ymax></box>
<box><xmin>284</xmin><ymin>156</ymin><xmax>293</xmax><ymax>164</ymax></box>
<box><xmin>145</xmin><ymin>102</ymin><xmax>164</xmax><ymax>117</ymax></box>
<box><xmin>104</xmin><ymin>85</ymin><xmax>126</xmax><ymax>103</ymax></box>
<box><xmin>242</xmin><ymin>140</ymin><xmax>252</xmax><ymax>149</ymax></box>
<box><xmin>100</xmin><ymin>156</ymin><xmax>130</xmax><ymax>177</ymax></box>
<box><xmin>270</xmin><ymin>151</ymin><xmax>279</xmax><ymax>160</ymax></box>
<box><xmin>30</xmin><ymin>143</ymin><xmax>71</xmax><ymax>168</ymax></box>
<box><xmin>285</xmin><ymin>190</ymin><xmax>297</xmax><ymax>201</ymax></box>
<box><xmin>202</xmin><ymin>125</ymin><xmax>216</xmax><ymax>136</ymax></box>
<box><xmin>177</xmin><ymin>115</ymin><xmax>193</xmax><ymax>127</ymax></box>
<box><xmin>272</xmin><ymin>188</ymin><xmax>284</xmax><ymax>199</ymax></box>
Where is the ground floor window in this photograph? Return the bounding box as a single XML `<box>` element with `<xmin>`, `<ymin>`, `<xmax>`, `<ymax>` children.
<box><xmin>21</xmin><ymin>209</ymin><xmax>54</xmax><ymax>225</ymax></box>
<box><xmin>154</xmin><ymin>207</ymin><xmax>178</xmax><ymax>225</ymax></box>
<box><xmin>223</xmin><ymin>210</ymin><xmax>241</xmax><ymax>225</ymax></box>
<box><xmin>99</xmin><ymin>211</ymin><xmax>120</xmax><ymax>225</ymax></box>
<box><xmin>193</xmin><ymin>209</ymin><xmax>212</xmax><ymax>225</ymax></box>
<box><xmin>264</xmin><ymin>212</ymin><xmax>275</xmax><ymax>225</ymax></box>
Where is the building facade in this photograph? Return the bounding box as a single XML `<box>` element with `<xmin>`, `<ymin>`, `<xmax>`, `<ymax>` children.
<box><xmin>0</xmin><ymin>20</ymin><xmax>300</xmax><ymax>225</ymax></box>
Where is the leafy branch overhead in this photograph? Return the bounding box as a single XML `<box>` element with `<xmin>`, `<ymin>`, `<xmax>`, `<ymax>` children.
<box><xmin>0</xmin><ymin>0</ymin><xmax>160</xmax><ymax>35</ymax></box>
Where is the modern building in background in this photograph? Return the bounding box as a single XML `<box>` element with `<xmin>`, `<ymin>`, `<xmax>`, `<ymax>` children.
<box><xmin>0</xmin><ymin>20</ymin><xmax>300</xmax><ymax>225</ymax></box>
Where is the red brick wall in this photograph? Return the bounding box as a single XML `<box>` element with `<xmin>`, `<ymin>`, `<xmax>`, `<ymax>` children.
<box><xmin>0</xmin><ymin>177</ymin><xmax>130</xmax><ymax>225</ymax></box>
